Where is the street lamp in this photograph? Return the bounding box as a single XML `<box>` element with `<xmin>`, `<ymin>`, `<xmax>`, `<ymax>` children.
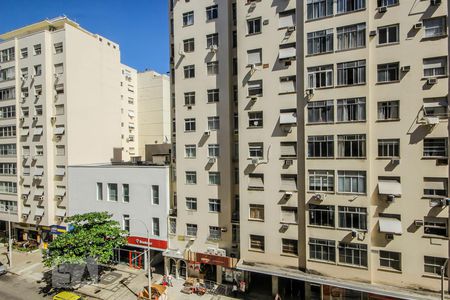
<box><xmin>127</xmin><ymin>218</ymin><xmax>151</xmax><ymax>296</ymax></box>
<box><xmin>441</xmin><ymin>258</ymin><xmax>448</xmax><ymax>300</ymax></box>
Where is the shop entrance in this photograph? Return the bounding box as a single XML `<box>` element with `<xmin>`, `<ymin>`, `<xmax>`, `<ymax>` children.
<box><xmin>179</xmin><ymin>260</ymin><xmax>187</xmax><ymax>279</ymax></box>
<box><xmin>279</xmin><ymin>277</ymin><xmax>304</xmax><ymax>300</ymax></box>
<box><xmin>129</xmin><ymin>250</ymin><xmax>143</xmax><ymax>269</ymax></box>
<box><xmin>199</xmin><ymin>263</ymin><xmax>216</xmax><ymax>281</ymax></box>
<box><xmin>112</xmin><ymin>246</ymin><xmax>144</xmax><ymax>269</ymax></box>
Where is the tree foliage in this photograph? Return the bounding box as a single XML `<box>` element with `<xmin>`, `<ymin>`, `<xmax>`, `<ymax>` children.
<box><xmin>43</xmin><ymin>212</ymin><xmax>127</xmax><ymax>267</ymax></box>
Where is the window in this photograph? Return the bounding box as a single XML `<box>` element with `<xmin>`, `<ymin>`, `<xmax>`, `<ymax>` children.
<box><xmin>207</xmin><ymin>89</ymin><xmax>219</xmax><ymax>103</ymax></box>
<box><xmin>424</xmin><ymin>17</ymin><xmax>446</xmax><ymax>38</ymax></box>
<box><xmin>377</xmin><ymin>63</ymin><xmax>399</xmax><ymax>82</ymax></box>
<box><xmin>281</xmin><ymin>174</ymin><xmax>297</xmax><ymax>191</ymax></box>
<box><xmin>248</xmin><ymin>111</ymin><xmax>263</xmax><ymax>128</ymax></box>
<box><xmin>207</xmin><ymin>61</ymin><xmax>219</xmax><ymax>75</ymax></box>
<box><xmin>20</xmin><ymin>48</ymin><xmax>28</xmax><ymax>59</ymax></box>
<box><xmin>186</xmin><ymin>197</ymin><xmax>197</xmax><ymax>210</ymax></box>
<box><xmin>247</xmin><ymin>49</ymin><xmax>262</xmax><ymax>66</ymax></box>
<box><xmin>249</xmin><ymin>143</ymin><xmax>263</xmax><ymax>158</ymax></box>
<box><xmin>35</xmin><ymin>145</ymin><xmax>44</xmax><ymax>156</ymax></box>
<box><xmin>279</xmin><ymin>76</ymin><xmax>296</xmax><ymax>94</ymax></box>
<box><xmin>281</xmin><ymin>207</ymin><xmax>298</xmax><ymax>224</ymax></box>
<box><xmin>282</xmin><ymin>239</ymin><xmax>298</xmax><ymax>256</ymax></box>
<box><xmin>339</xmin><ymin>242</ymin><xmax>367</xmax><ymax>267</ymax></box>
<box><xmin>35</xmin><ymin>85</ymin><xmax>42</xmax><ymax>96</ymax></box>
<box><xmin>208</xmin><ymin>198</ymin><xmax>221</xmax><ymax>212</ymax></box>
<box><xmin>184</xmin><ymin>92</ymin><xmax>195</xmax><ymax>106</ymax></box>
<box><xmin>309</xmin><ymin>204</ymin><xmax>335</xmax><ymax>227</ymax></box>
<box><xmin>183</xmin><ymin>38</ymin><xmax>195</xmax><ymax>52</ymax></box>
<box><xmin>0</xmin><ymin>87</ymin><xmax>15</xmax><ymax>101</ymax></box>
<box><xmin>279</xmin><ymin>9</ymin><xmax>295</xmax><ymax>28</ymax></box>
<box><xmin>123</xmin><ymin>215</ymin><xmax>130</xmax><ymax>232</ymax></box>
<box><xmin>152</xmin><ymin>185</ymin><xmax>159</xmax><ymax>204</ymax></box>
<box><xmin>208</xmin><ymin>116</ymin><xmax>220</xmax><ymax>130</ymax></box>
<box><xmin>249</xmin><ymin>204</ymin><xmax>264</xmax><ymax>221</ymax></box>
<box><xmin>0</xmin><ymin>47</ymin><xmax>14</xmax><ymax>63</ymax></box>
<box><xmin>423</xmin><ymin>98</ymin><xmax>448</xmax><ymax>118</ymax></box>
<box><xmin>33</xmin><ymin>44</ymin><xmax>41</xmax><ymax>55</ymax></box>
<box><xmin>309</xmin><ymin>238</ymin><xmax>335</xmax><ymax>262</ymax></box>
<box><xmin>0</xmin><ymin>144</ymin><xmax>15</xmax><ymax>156</ymax></box>
<box><xmin>378</xmin><ymin>139</ymin><xmax>400</xmax><ymax>158</ymax></box>
<box><xmin>339</xmin><ymin>206</ymin><xmax>367</xmax><ymax>230</ymax></box>
<box><xmin>208</xmin><ymin>144</ymin><xmax>219</xmax><ymax>157</ymax></box>
<box><xmin>337</xmin><ymin>23</ymin><xmax>366</xmax><ymax>50</ymax></box>
<box><xmin>0</xmin><ymin>126</ymin><xmax>16</xmax><ymax>138</ymax></box>
<box><xmin>337</xmin><ymin>134</ymin><xmax>366</xmax><ymax>158</ymax></box>
<box><xmin>280</xmin><ymin>142</ymin><xmax>297</xmax><ymax>158</ymax></box>
<box><xmin>206</xmin><ymin>33</ymin><xmax>219</xmax><ymax>48</ymax></box>
<box><xmin>307</xmin><ymin>29</ymin><xmax>333</xmax><ymax>55</ymax></box>
<box><xmin>309</xmin><ymin>170</ymin><xmax>334</xmax><ymax>192</ymax></box>
<box><xmin>279</xmin><ymin>43</ymin><xmax>296</xmax><ymax>61</ymax></box>
<box><xmin>337</xmin><ymin>0</ymin><xmax>365</xmax><ymax>14</ymax></box>
<box><xmin>55</xmin><ymin>84</ymin><xmax>64</xmax><ymax>94</ymax></box>
<box><xmin>169</xmin><ymin>218</ymin><xmax>176</xmax><ymax>235</ymax></box>
<box><xmin>308</xmin><ymin>65</ymin><xmax>333</xmax><ymax>88</ymax></box>
<box><xmin>122</xmin><ymin>184</ymin><xmax>129</xmax><ymax>202</ymax></box>
<box><xmin>337</xmin><ymin>60</ymin><xmax>366</xmax><ymax>86</ymax></box>
<box><xmin>54</xmin><ymin>42</ymin><xmax>63</xmax><ymax>54</ymax></box>
<box><xmin>378</xmin><ymin>101</ymin><xmax>399</xmax><ymax>120</ymax></box>
<box><xmin>34</xmin><ymin>65</ymin><xmax>42</xmax><ymax>77</ymax></box>
<box><xmin>184</xmin><ymin>118</ymin><xmax>196</xmax><ymax>132</ymax></box>
<box><xmin>248</xmin><ymin>173</ymin><xmax>264</xmax><ymax>190</ymax></box>
<box><xmin>248</xmin><ymin>80</ymin><xmax>263</xmax><ymax>97</ymax></box>
<box><xmin>183</xmin><ymin>11</ymin><xmax>194</xmax><ymax>26</ymax></box>
<box><xmin>209</xmin><ymin>172</ymin><xmax>221</xmax><ymax>185</ymax></box>
<box><xmin>307</xmin><ymin>0</ymin><xmax>333</xmax><ymax>20</ymax></box>
<box><xmin>185</xmin><ymin>144</ymin><xmax>196</xmax><ymax>158</ymax></box>
<box><xmin>208</xmin><ymin>226</ymin><xmax>221</xmax><ymax>240</ymax></box>
<box><xmin>107</xmin><ymin>183</ymin><xmax>118</xmax><ymax>201</ymax></box>
<box><xmin>0</xmin><ymin>163</ymin><xmax>16</xmax><ymax>175</ymax></box>
<box><xmin>0</xmin><ymin>67</ymin><xmax>15</xmax><ymax>82</ymax></box>
<box><xmin>338</xmin><ymin>171</ymin><xmax>366</xmax><ymax>194</ymax></box>
<box><xmin>151</xmin><ymin>218</ymin><xmax>159</xmax><ymax>236</ymax></box>
<box><xmin>424</xmin><ymin>217</ymin><xmax>447</xmax><ymax>237</ymax></box>
<box><xmin>424</xmin><ymin>256</ymin><xmax>448</xmax><ymax>277</ymax></box>
<box><xmin>307</xmin><ymin>100</ymin><xmax>333</xmax><ymax>123</ymax></box>
<box><xmin>307</xmin><ymin>135</ymin><xmax>334</xmax><ymax>158</ymax></box>
<box><xmin>56</xmin><ymin>145</ymin><xmax>65</xmax><ymax>156</ymax></box>
<box><xmin>378</xmin><ymin>24</ymin><xmax>399</xmax><ymax>45</ymax></box>
<box><xmin>0</xmin><ymin>106</ymin><xmax>15</xmax><ymax>119</ymax></box>
<box><xmin>423</xmin><ymin>57</ymin><xmax>447</xmax><ymax>77</ymax></box>
<box><xmin>249</xmin><ymin>235</ymin><xmax>265</xmax><ymax>251</ymax></box>
<box><xmin>0</xmin><ymin>200</ymin><xmax>17</xmax><ymax>214</ymax></box>
<box><xmin>0</xmin><ymin>181</ymin><xmax>16</xmax><ymax>194</ymax></box>
<box><xmin>423</xmin><ymin>138</ymin><xmax>448</xmax><ymax>157</ymax></box>
<box><xmin>185</xmin><ymin>171</ymin><xmax>197</xmax><ymax>184</ymax></box>
<box><xmin>423</xmin><ymin>178</ymin><xmax>447</xmax><ymax>197</ymax></box>
<box><xmin>206</xmin><ymin>5</ymin><xmax>218</xmax><ymax>21</ymax></box>
<box><xmin>35</xmin><ymin>105</ymin><xmax>43</xmax><ymax>116</ymax></box>
<box><xmin>184</xmin><ymin>65</ymin><xmax>195</xmax><ymax>78</ymax></box>
<box><xmin>379</xmin><ymin>251</ymin><xmax>401</xmax><ymax>271</ymax></box>
<box><xmin>377</xmin><ymin>0</ymin><xmax>398</xmax><ymax>7</ymax></box>
<box><xmin>247</xmin><ymin>18</ymin><xmax>261</xmax><ymax>35</ymax></box>
<box><xmin>337</xmin><ymin>98</ymin><xmax>366</xmax><ymax>122</ymax></box>
<box><xmin>186</xmin><ymin>223</ymin><xmax>197</xmax><ymax>237</ymax></box>
<box><xmin>232</xmin><ymin>31</ymin><xmax>237</xmax><ymax>48</ymax></box>
<box><xmin>96</xmin><ymin>183</ymin><xmax>103</xmax><ymax>200</ymax></box>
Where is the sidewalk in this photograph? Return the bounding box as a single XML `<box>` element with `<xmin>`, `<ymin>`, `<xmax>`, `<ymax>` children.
<box><xmin>0</xmin><ymin>245</ymin><xmax>46</xmax><ymax>281</ymax></box>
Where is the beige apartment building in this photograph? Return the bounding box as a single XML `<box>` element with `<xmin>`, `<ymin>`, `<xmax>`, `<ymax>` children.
<box><xmin>121</xmin><ymin>65</ymin><xmax>138</xmax><ymax>161</ymax></box>
<box><xmin>0</xmin><ymin>17</ymin><xmax>137</xmax><ymax>244</ymax></box>
<box><xmin>169</xmin><ymin>0</ymin><xmax>449</xmax><ymax>299</ymax></box>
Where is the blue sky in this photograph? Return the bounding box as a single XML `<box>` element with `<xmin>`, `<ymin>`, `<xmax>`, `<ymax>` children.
<box><xmin>0</xmin><ymin>0</ymin><xmax>169</xmax><ymax>74</ymax></box>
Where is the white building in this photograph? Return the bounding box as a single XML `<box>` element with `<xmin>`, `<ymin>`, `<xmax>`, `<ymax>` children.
<box><xmin>68</xmin><ymin>163</ymin><xmax>170</xmax><ymax>269</ymax></box>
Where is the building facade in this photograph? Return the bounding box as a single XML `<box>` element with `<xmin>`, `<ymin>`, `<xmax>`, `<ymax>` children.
<box><xmin>169</xmin><ymin>0</ymin><xmax>449</xmax><ymax>298</ymax></box>
<box><xmin>121</xmin><ymin>65</ymin><xmax>139</xmax><ymax>161</ymax></box>
<box><xmin>68</xmin><ymin>163</ymin><xmax>170</xmax><ymax>270</ymax></box>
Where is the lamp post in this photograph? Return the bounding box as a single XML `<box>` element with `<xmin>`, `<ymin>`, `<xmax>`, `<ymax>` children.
<box><xmin>441</xmin><ymin>258</ymin><xmax>448</xmax><ymax>300</ymax></box>
<box><xmin>128</xmin><ymin>218</ymin><xmax>151</xmax><ymax>296</ymax></box>
<box><xmin>6</xmin><ymin>205</ymin><xmax>12</xmax><ymax>268</ymax></box>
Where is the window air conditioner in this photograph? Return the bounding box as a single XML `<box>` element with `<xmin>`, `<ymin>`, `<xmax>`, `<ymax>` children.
<box><xmin>32</xmin><ymin>116</ymin><xmax>38</xmax><ymax>121</ymax></box>
<box><xmin>385</xmin><ymin>233</ymin><xmax>394</xmax><ymax>240</ymax></box>
<box><xmin>424</xmin><ymin>116</ymin><xmax>439</xmax><ymax>125</ymax></box>
<box><xmin>56</xmin><ymin>216</ymin><xmax>64</xmax><ymax>222</ymax></box>
<box><xmin>38</xmin><ymin>196</ymin><xmax>44</xmax><ymax>200</ymax></box>
<box><xmin>251</xmin><ymin>158</ymin><xmax>260</xmax><ymax>165</ymax></box>
<box><xmin>400</xmin><ymin>66</ymin><xmax>410</xmax><ymax>72</ymax></box>
<box><xmin>351</xmin><ymin>229</ymin><xmax>358</xmax><ymax>238</ymax></box>
<box><xmin>414</xmin><ymin>23</ymin><xmax>422</xmax><ymax>30</ymax></box>
<box><xmin>427</xmin><ymin>78</ymin><xmax>437</xmax><ymax>85</ymax></box>
<box><xmin>386</xmin><ymin>194</ymin><xmax>395</xmax><ymax>202</ymax></box>
<box><xmin>50</xmin><ymin>116</ymin><xmax>56</xmax><ymax>122</ymax></box>
<box><xmin>314</xmin><ymin>193</ymin><xmax>324</xmax><ymax>201</ymax></box>
<box><xmin>220</xmin><ymin>227</ymin><xmax>227</xmax><ymax>233</ymax></box>
<box><xmin>390</xmin><ymin>158</ymin><xmax>400</xmax><ymax>165</ymax></box>
<box><xmin>19</xmin><ymin>117</ymin><xmax>25</xmax><ymax>122</ymax></box>
<box><xmin>378</xmin><ymin>6</ymin><xmax>387</xmax><ymax>13</ymax></box>
<box><xmin>209</xmin><ymin>45</ymin><xmax>218</xmax><ymax>53</ymax></box>
<box><xmin>22</xmin><ymin>214</ymin><xmax>28</xmax><ymax>219</ymax></box>
<box><xmin>283</xmin><ymin>191</ymin><xmax>293</xmax><ymax>199</ymax></box>
<box><xmin>57</xmin><ymin>196</ymin><xmax>63</xmax><ymax>201</ymax></box>
<box><xmin>414</xmin><ymin>220</ymin><xmax>424</xmax><ymax>226</ymax></box>
<box><xmin>21</xmin><ymin>195</ymin><xmax>28</xmax><ymax>200</ymax></box>
<box><xmin>284</xmin><ymin>159</ymin><xmax>293</xmax><ymax>166</ymax></box>
<box><xmin>21</xmin><ymin>75</ymin><xmax>27</xmax><ymax>81</ymax></box>
<box><xmin>430</xmin><ymin>0</ymin><xmax>441</xmax><ymax>6</ymax></box>
<box><xmin>208</xmin><ymin>157</ymin><xmax>216</xmax><ymax>164</ymax></box>
<box><xmin>204</xmin><ymin>130</ymin><xmax>210</xmax><ymax>136</ymax></box>
<box><xmin>305</xmin><ymin>88</ymin><xmax>314</xmax><ymax>96</ymax></box>
<box><xmin>369</xmin><ymin>30</ymin><xmax>377</xmax><ymax>37</ymax></box>
<box><xmin>286</xmin><ymin>26</ymin><xmax>296</xmax><ymax>33</ymax></box>
<box><xmin>35</xmin><ymin>216</ymin><xmax>42</xmax><ymax>221</ymax></box>
<box><xmin>178</xmin><ymin>49</ymin><xmax>185</xmax><ymax>57</ymax></box>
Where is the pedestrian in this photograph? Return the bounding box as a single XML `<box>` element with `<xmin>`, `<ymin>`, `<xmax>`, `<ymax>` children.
<box><xmin>232</xmin><ymin>283</ymin><xmax>238</xmax><ymax>298</ymax></box>
<box><xmin>275</xmin><ymin>293</ymin><xmax>281</xmax><ymax>300</ymax></box>
<box><xmin>168</xmin><ymin>274</ymin><xmax>173</xmax><ymax>287</ymax></box>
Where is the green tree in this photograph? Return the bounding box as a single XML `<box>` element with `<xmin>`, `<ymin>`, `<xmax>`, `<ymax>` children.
<box><xmin>43</xmin><ymin>212</ymin><xmax>127</xmax><ymax>267</ymax></box>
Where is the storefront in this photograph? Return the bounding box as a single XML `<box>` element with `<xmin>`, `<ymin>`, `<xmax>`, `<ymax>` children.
<box><xmin>185</xmin><ymin>251</ymin><xmax>240</xmax><ymax>284</ymax></box>
<box><xmin>40</xmin><ymin>225</ymin><xmax>67</xmax><ymax>249</ymax></box>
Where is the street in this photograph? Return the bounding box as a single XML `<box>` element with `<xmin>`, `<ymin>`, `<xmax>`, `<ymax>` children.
<box><xmin>0</xmin><ymin>273</ymin><xmax>49</xmax><ymax>299</ymax></box>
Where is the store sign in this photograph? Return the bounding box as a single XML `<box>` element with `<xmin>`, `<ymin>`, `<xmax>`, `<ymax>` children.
<box><xmin>41</xmin><ymin>225</ymin><xmax>67</xmax><ymax>235</ymax></box>
<box><xmin>196</xmin><ymin>253</ymin><xmax>231</xmax><ymax>268</ymax></box>
<box><xmin>127</xmin><ymin>236</ymin><xmax>168</xmax><ymax>250</ymax></box>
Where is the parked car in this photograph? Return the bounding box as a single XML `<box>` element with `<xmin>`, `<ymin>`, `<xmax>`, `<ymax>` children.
<box><xmin>0</xmin><ymin>262</ymin><xmax>7</xmax><ymax>275</ymax></box>
<box><xmin>53</xmin><ymin>291</ymin><xmax>84</xmax><ymax>300</ymax></box>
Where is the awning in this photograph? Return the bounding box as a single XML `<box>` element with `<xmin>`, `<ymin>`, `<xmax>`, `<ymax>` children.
<box><xmin>55</xmin><ymin>208</ymin><xmax>66</xmax><ymax>217</ymax></box>
<box><xmin>128</xmin><ymin>111</ymin><xmax>135</xmax><ymax>117</ymax></box>
<box><xmin>53</xmin><ymin>127</ymin><xmax>65</xmax><ymax>135</ymax></box>
<box><xmin>280</xmin><ymin>112</ymin><xmax>297</xmax><ymax>125</ymax></box>
<box><xmin>379</xmin><ymin>217</ymin><xmax>402</xmax><ymax>234</ymax></box>
<box><xmin>55</xmin><ymin>167</ymin><xmax>65</xmax><ymax>176</ymax></box>
<box><xmin>35</xmin><ymin>188</ymin><xmax>44</xmax><ymax>196</ymax></box>
<box><xmin>22</xmin><ymin>188</ymin><xmax>30</xmax><ymax>196</ymax></box>
<box><xmin>279</xmin><ymin>13</ymin><xmax>295</xmax><ymax>28</ymax></box>
<box><xmin>35</xmin><ymin>207</ymin><xmax>45</xmax><ymax>217</ymax></box>
<box><xmin>21</xmin><ymin>129</ymin><xmax>29</xmax><ymax>136</ymax></box>
<box><xmin>22</xmin><ymin>207</ymin><xmax>31</xmax><ymax>215</ymax></box>
<box><xmin>280</xmin><ymin>177</ymin><xmax>297</xmax><ymax>191</ymax></box>
<box><xmin>423</xmin><ymin>101</ymin><xmax>447</xmax><ymax>108</ymax></box>
<box><xmin>378</xmin><ymin>180</ymin><xmax>402</xmax><ymax>196</ymax></box>
<box><xmin>424</xmin><ymin>179</ymin><xmax>446</xmax><ymax>190</ymax></box>
<box><xmin>248</xmin><ymin>175</ymin><xmax>264</xmax><ymax>189</ymax></box>
<box><xmin>33</xmin><ymin>127</ymin><xmax>43</xmax><ymax>136</ymax></box>
<box><xmin>56</xmin><ymin>188</ymin><xmax>66</xmax><ymax>197</ymax></box>
<box><xmin>279</xmin><ymin>47</ymin><xmax>296</xmax><ymax>60</ymax></box>
<box><xmin>281</xmin><ymin>143</ymin><xmax>296</xmax><ymax>157</ymax></box>
<box><xmin>34</xmin><ymin>168</ymin><xmax>44</xmax><ymax>176</ymax></box>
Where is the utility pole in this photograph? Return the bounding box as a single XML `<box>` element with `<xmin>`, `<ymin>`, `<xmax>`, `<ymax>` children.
<box><xmin>128</xmin><ymin>218</ymin><xmax>151</xmax><ymax>295</ymax></box>
<box><xmin>7</xmin><ymin>205</ymin><xmax>12</xmax><ymax>268</ymax></box>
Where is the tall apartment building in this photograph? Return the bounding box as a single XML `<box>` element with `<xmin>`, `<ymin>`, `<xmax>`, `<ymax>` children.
<box><xmin>120</xmin><ymin>65</ymin><xmax>138</xmax><ymax>161</ymax></box>
<box><xmin>0</xmin><ymin>17</ymin><xmax>131</xmax><ymax>244</ymax></box>
<box><xmin>169</xmin><ymin>0</ymin><xmax>449</xmax><ymax>298</ymax></box>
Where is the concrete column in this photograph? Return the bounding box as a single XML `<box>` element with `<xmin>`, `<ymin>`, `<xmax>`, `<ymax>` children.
<box><xmin>175</xmin><ymin>260</ymin><xmax>180</xmax><ymax>279</ymax></box>
<box><xmin>272</xmin><ymin>275</ymin><xmax>279</xmax><ymax>297</ymax></box>
<box><xmin>216</xmin><ymin>266</ymin><xmax>222</xmax><ymax>283</ymax></box>
<box><xmin>163</xmin><ymin>257</ymin><xmax>169</xmax><ymax>275</ymax></box>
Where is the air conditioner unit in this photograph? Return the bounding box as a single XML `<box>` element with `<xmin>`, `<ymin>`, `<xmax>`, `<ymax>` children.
<box><xmin>38</xmin><ymin>196</ymin><xmax>44</xmax><ymax>200</ymax></box>
<box><xmin>390</xmin><ymin>158</ymin><xmax>400</xmax><ymax>164</ymax></box>
<box><xmin>252</xmin><ymin>120</ymin><xmax>260</xmax><ymax>126</ymax></box>
<box><xmin>250</xmin><ymin>96</ymin><xmax>259</xmax><ymax>101</ymax></box>
<box><xmin>187</xmin><ymin>105</ymin><xmax>192</xmax><ymax>109</ymax></box>
<box><xmin>386</xmin><ymin>194</ymin><xmax>396</xmax><ymax>202</ymax></box>
<box><xmin>385</xmin><ymin>233</ymin><xmax>394</xmax><ymax>240</ymax></box>
<box><xmin>351</xmin><ymin>229</ymin><xmax>358</xmax><ymax>238</ymax></box>
<box><xmin>32</xmin><ymin>116</ymin><xmax>38</xmax><ymax>121</ymax></box>
<box><xmin>30</xmin><ymin>75</ymin><xmax>35</xmax><ymax>79</ymax></box>
<box><xmin>305</xmin><ymin>88</ymin><xmax>314</xmax><ymax>96</ymax></box>
<box><xmin>284</xmin><ymin>159</ymin><xmax>293</xmax><ymax>166</ymax></box>
<box><xmin>50</xmin><ymin>116</ymin><xmax>56</xmax><ymax>122</ymax></box>
<box><xmin>283</xmin><ymin>191</ymin><xmax>293</xmax><ymax>199</ymax></box>
<box><xmin>57</xmin><ymin>196</ymin><xmax>63</xmax><ymax>201</ymax></box>
<box><xmin>54</xmin><ymin>73</ymin><xmax>61</xmax><ymax>79</ymax></box>
<box><xmin>21</xmin><ymin>195</ymin><xmax>28</xmax><ymax>200</ymax></box>
<box><xmin>216</xmin><ymin>248</ymin><xmax>226</xmax><ymax>256</ymax></box>
<box><xmin>414</xmin><ymin>23</ymin><xmax>423</xmax><ymax>30</ymax></box>
<box><xmin>21</xmin><ymin>92</ymin><xmax>26</xmax><ymax>98</ymax></box>
<box><xmin>208</xmin><ymin>157</ymin><xmax>216</xmax><ymax>164</ymax></box>
<box><xmin>31</xmin><ymin>156</ymin><xmax>37</xmax><ymax>160</ymax></box>
<box><xmin>220</xmin><ymin>227</ymin><xmax>227</xmax><ymax>233</ymax></box>
<box><xmin>430</xmin><ymin>198</ymin><xmax>445</xmax><ymax>207</ymax></box>
<box><xmin>314</xmin><ymin>193</ymin><xmax>324</xmax><ymax>201</ymax></box>
<box><xmin>424</xmin><ymin>116</ymin><xmax>439</xmax><ymax>125</ymax></box>
<box><xmin>250</xmin><ymin>64</ymin><xmax>256</xmax><ymax>70</ymax></box>
<box><xmin>19</xmin><ymin>117</ymin><xmax>25</xmax><ymax>122</ymax></box>
<box><xmin>286</xmin><ymin>26</ymin><xmax>296</xmax><ymax>32</ymax></box>
<box><xmin>209</xmin><ymin>45</ymin><xmax>218</xmax><ymax>53</ymax></box>
<box><xmin>427</xmin><ymin>78</ymin><xmax>437</xmax><ymax>85</ymax></box>
<box><xmin>378</xmin><ymin>6</ymin><xmax>387</xmax><ymax>13</ymax></box>
<box><xmin>401</xmin><ymin>66</ymin><xmax>410</xmax><ymax>72</ymax></box>
<box><xmin>56</xmin><ymin>216</ymin><xmax>64</xmax><ymax>222</ymax></box>
<box><xmin>369</xmin><ymin>30</ymin><xmax>377</xmax><ymax>37</ymax></box>
<box><xmin>189</xmin><ymin>237</ymin><xmax>196</xmax><ymax>241</ymax></box>
<box><xmin>21</xmin><ymin>75</ymin><xmax>27</xmax><ymax>81</ymax></box>
<box><xmin>249</xmin><ymin>1</ymin><xmax>257</xmax><ymax>8</ymax></box>
<box><xmin>414</xmin><ymin>220</ymin><xmax>424</xmax><ymax>226</ymax></box>
<box><xmin>35</xmin><ymin>216</ymin><xmax>41</xmax><ymax>221</ymax></box>
<box><xmin>22</xmin><ymin>214</ymin><xmax>28</xmax><ymax>219</ymax></box>
<box><xmin>436</xmin><ymin>158</ymin><xmax>448</xmax><ymax>165</ymax></box>
<box><xmin>204</xmin><ymin>130</ymin><xmax>210</xmax><ymax>136</ymax></box>
<box><xmin>206</xmin><ymin>247</ymin><xmax>216</xmax><ymax>255</ymax></box>
<box><xmin>430</xmin><ymin>0</ymin><xmax>441</xmax><ymax>6</ymax></box>
<box><xmin>251</xmin><ymin>158</ymin><xmax>260</xmax><ymax>165</ymax></box>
